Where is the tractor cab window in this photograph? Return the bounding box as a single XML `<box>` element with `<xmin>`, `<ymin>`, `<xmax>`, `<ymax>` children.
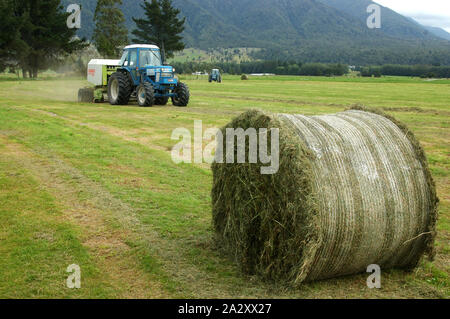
<box><xmin>139</xmin><ymin>49</ymin><xmax>162</xmax><ymax>67</ymax></box>
<box><xmin>119</xmin><ymin>51</ymin><xmax>129</xmax><ymax>66</ymax></box>
<box><xmin>129</xmin><ymin>50</ymin><xmax>138</xmax><ymax>67</ymax></box>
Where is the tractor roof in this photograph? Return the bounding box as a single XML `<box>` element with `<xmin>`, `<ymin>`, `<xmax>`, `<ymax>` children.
<box><xmin>124</xmin><ymin>44</ymin><xmax>159</xmax><ymax>50</ymax></box>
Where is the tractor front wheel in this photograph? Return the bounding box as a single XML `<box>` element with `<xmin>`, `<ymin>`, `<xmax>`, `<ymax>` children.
<box><xmin>108</xmin><ymin>72</ymin><xmax>132</xmax><ymax>105</ymax></box>
<box><xmin>137</xmin><ymin>83</ymin><xmax>155</xmax><ymax>107</ymax></box>
<box><xmin>172</xmin><ymin>82</ymin><xmax>190</xmax><ymax>107</ymax></box>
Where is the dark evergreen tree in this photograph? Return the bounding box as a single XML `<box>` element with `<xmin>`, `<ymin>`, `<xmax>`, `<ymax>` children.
<box><xmin>14</xmin><ymin>0</ymin><xmax>87</xmax><ymax>78</ymax></box>
<box><xmin>132</xmin><ymin>0</ymin><xmax>185</xmax><ymax>60</ymax></box>
<box><xmin>0</xmin><ymin>0</ymin><xmax>28</xmax><ymax>73</ymax></box>
<box><xmin>93</xmin><ymin>0</ymin><xmax>128</xmax><ymax>58</ymax></box>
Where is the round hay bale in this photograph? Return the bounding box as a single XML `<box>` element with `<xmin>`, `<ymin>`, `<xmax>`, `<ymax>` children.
<box><xmin>211</xmin><ymin>106</ymin><xmax>438</xmax><ymax>285</ymax></box>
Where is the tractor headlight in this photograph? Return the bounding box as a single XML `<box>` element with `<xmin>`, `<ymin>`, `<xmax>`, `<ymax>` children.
<box><xmin>161</xmin><ymin>72</ymin><xmax>173</xmax><ymax>78</ymax></box>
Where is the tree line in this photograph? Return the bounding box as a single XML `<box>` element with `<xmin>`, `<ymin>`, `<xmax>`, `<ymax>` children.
<box><xmin>359</xmin><ymin>65</ymin><xmax>450</xmax><ymax>78</ymax></box>
<box><xmin>172</xmin><ymin>61</ymin><xmax>350</xmax><ymax>76</ymax></box>
<box><xmin>172</xmin><ymin>60</ymin><xmax>450</xmax><ymax>78</ymax></box>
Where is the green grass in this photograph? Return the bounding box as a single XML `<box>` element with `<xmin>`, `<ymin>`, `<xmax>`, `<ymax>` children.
<box><xmin>0</xmin><ymin>74</ymin><xmax>448</xmax><ymax>298</ymax></box>
<box><xmin>0</xmin><ymin>144</ymin><xmax>114</xmax><ymax>298</ymax></box>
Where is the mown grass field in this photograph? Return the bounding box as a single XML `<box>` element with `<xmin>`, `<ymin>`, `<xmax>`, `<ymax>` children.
<box><xmin>0</xmin><ymin>74</ymin><xmax>448</xmax><ymax>298</ymax></box>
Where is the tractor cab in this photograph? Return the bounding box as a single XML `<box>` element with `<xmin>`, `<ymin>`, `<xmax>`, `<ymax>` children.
<box><xmin>118</xmin><ymin>44</ymin><xmax>176</xmax><ymax>87</ymax></box>
<box><xmin>107</xmin><ymin>44</ymin><xmax>189</xmax><ymax>107</ymax></box>
<box><xmin>209</xmin><ymin>68</ymin><xmax>222</xmax><ymax>83</ymax></box>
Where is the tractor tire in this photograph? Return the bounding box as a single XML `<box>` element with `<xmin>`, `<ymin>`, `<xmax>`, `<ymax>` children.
<box><xmin>78</xmin><ymin>88</ymin><xmax>94</xmax><ymax>103</ymax></box>
<box><xmin>208</xmin><ymin>75</ymin><xmax>212</xmax><ymax>83</ymax></box>
<box><xmin>172</xmin><ymin>82</ymin><xmax>190</xmax><ymax>107</ymax></box>
<box><xmin>137</xmin><ymin>82</ymin><xmax>155</xmax><ymax>107</ymax></box>
<box><xmin>155</xmin><ymin>96</ymin><xmax>169</xmax><ymax>106</ymax></box>
<box><xmin>108</xmin><ymin>72</ymin><xmax>132</xmax><ymax>105</ymax></box>
<box><xmin>218</xmin><ymin>76</ymin><xmax>222</xmax><ymax>83</ymax></box>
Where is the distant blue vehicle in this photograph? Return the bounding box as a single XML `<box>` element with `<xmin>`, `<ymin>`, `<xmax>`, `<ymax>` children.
<box><xmin>108</xmin><ymin>44</ymin><xmax>189</xmax><ymax>107</ymax></box>
<box><xmin>209</xmin><ymin>69</ymin><xmax>222</xmax><ymax>83</ymax></box>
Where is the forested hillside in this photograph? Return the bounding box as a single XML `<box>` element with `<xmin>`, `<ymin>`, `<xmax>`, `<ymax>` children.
<box><xmin>62</xmin><ymin>0</ymin><xmax>450</xmax><ymax>65</ymax></box>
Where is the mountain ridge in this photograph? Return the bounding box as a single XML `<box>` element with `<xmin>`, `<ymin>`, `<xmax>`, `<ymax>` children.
<box><xmin>424</xmin><ymin>26</ymin><xmax>450</xmax><ymax>41</ymax></box>
<box><xmin>62</xmin><ymin>0</ymin><xmax>450</xmax><ymax>65</ymax></box>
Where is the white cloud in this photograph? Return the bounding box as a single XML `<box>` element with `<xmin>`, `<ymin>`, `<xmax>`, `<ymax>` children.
<box><xmin>373</xmin><ymin>0</ymin><xmax>450</xmax><ymax>15</ymax></box>
<box><xmin>373</xmin><ymin>0</ymin><xmax>450</xmax><ymax>32</ymax></box>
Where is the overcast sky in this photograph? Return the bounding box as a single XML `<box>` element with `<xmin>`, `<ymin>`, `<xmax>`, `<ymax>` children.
<box><xmin>373</xmin><ymin>0</ymin><xmax>450</xmax><ymax>32</ymax></box>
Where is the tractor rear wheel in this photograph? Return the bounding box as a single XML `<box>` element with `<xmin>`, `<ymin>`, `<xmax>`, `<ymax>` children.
<box><xmin>137</xmin><ymin>83</ymin><xmax>155</xmax><ymax>107</ymax></box>
<box><xmin>171</xmin><ymin>82</ymin><xmax>190</xmax><ymax>107</ymax></box>
<box><xmin>108</xmin><ymin>72</ymin><xmax>132</xmax><ymax>105</ymax></box>
<box><xmin>155</xmin><ymin>96</ymin><xmax>169</xmax><ymax>105</ymax></box>
<box><xmin>78</xmin><ymin>88</ymin><xmax>94</xmax><ymax>103</ymax></box>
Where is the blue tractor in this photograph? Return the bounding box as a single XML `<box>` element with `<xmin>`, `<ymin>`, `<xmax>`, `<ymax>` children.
<box><xmin>209</xmin><ymin>69</ymin><xmax>222</xmax><ymax>83</ymax></box>
<box><xmin>107</xmin><ymin>44</ymin><xmax>189</xmax><ymax>107</ymax></box>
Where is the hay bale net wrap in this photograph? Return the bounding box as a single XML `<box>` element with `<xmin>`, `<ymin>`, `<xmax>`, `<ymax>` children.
<box><xmin>211</xmin><ymin>108</ymin><xmax>438</xmax><ymax>284</ymax></box>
